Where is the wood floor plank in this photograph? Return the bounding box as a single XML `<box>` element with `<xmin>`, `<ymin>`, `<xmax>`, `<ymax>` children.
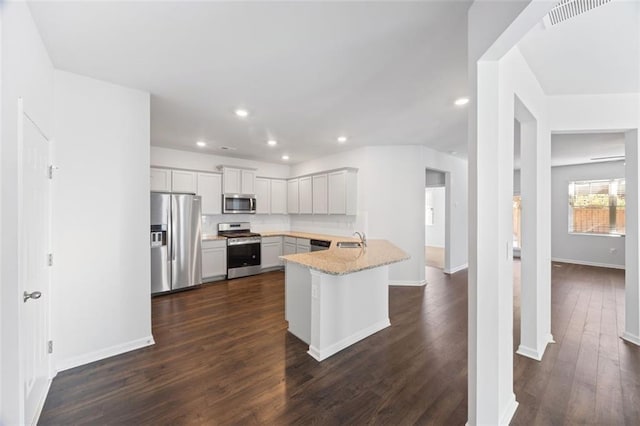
<box><xmin>40</xmin><ymin>265</ymin><xmax>639</xmax><ymax>425</ymax></box>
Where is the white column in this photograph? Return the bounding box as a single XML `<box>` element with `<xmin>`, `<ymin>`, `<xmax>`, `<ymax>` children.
<box><xmin>624</xmin><ymin>129</ymin><xmax>640</xmax><ymax>345</ymax></box>
<box><xmin>516</xmin><ymin>107</ymin><xmax>553</xmax><ymax>361</ymax></box>
<box><xmin>468</xmin><ymin>61</ymin><xmax>518</xmax><ymax>426</ymax></box>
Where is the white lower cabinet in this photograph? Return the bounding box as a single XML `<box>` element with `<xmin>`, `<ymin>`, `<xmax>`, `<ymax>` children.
<box><xmin>296</xmin><ymin>238</ymin><xmax>310</xmax><ymax>254</ymax></box>
<box><xmin>261</xmin><ymin>236</ymin><xmax>283</xmax><ymax>269</ymax></box>
<box><xmin>202</xmin><ymin>240</ymin><xmax>227</xmax><ymax>281</ymax></box>
<box><xmin>283</xmin><ymin>236</ymin><xmax>297</xmax><ymax>256</ymax></box>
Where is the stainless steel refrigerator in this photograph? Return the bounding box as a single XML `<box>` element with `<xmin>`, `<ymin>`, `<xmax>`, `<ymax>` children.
<box><xmin>150</xmin><ymin>193</ymin><xmax>202</xmax><ymax>294</ymax></box>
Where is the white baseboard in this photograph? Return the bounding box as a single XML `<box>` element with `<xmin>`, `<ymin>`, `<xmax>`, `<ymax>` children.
<box><xmin>56</xmin><ymin>335</ymin><xmax>155</xmax><ymax>372</ymax></box>
<box><xmin>444</xmin><ymin>263</ymin><xmax>468</xmax><ymax>274</ymax></box>
<box><xmin>308</xmin><ymin>319</ymin><xmax>390</xmax><ymax>361</ymax></box>
<box><xmin>552</xmin><ymin>257</ymin><xmax>625</xmax><ymax>270</ymax></box>
<box><xmin>500</xmin><ymin>394</ymin><xmax>519</xmax><ymax>425</ymax></box>
<box><xmin>516</xmin><ymin>334</ymin><xmax>554</xmax><ymax>361</ymax></box>
<box><xmin>389</xmin><ymin>279</ymin><xmax>427</xmax><ymax>287</ymax></box>
<box><xmin>622</xmin><ymin>331</ymin><xmax>640</xmax><ymax>346</ymax></box>
<box><xmin>32</xmin><ymin>378</ymin><xmax>53</xmax><ymax>426</ymax></box>
<box><xmin>516</xmin><ymin>345</ymin><xmax>543</xmax><ymax>361</ymax></box>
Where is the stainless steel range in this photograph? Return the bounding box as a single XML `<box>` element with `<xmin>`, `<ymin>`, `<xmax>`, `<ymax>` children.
<box><xmin>218</xmin><ymin>222</ymin><xmax>262</xmax><ymax>279</ymax></box>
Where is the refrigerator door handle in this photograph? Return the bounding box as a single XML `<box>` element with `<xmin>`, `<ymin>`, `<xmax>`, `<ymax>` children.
<box><xmin>171</xmin><ymin>198</ymin><xmax>176</xmax><ymax>261</ymax></box>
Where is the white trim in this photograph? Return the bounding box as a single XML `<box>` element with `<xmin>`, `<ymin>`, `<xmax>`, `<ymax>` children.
<box><xmin>389</xmin><ymin>279</ymin><xmax>427</xmax><ymax>287</ymax></box>
<box><xmin>622</xmin><ymin>332</ymin><xmax>640</xmax><ymax>346</ymax></box>
<box><xmin>516</xmin><ymin>334</ymin><xmax>555</xmax><ymax>361</ymax></box>
<box><xmin>444</xmin><ymin>263</ymin><xmax>468</xmax><ymax>274</ymax></box>
<box><xmin>308</xmin><ymin>319</ymin><xmax>390</xmax><ymax>361</ymax></box>
<box><xmin>516</xmin><ymin>345</ymin><xmax>543</xmax><ymax>361</ymax></box>
<box><xmin>499</xmin><ymin>394</ymin><xmax>519</xmax><ymax>426</ymax></box>
<box><xmin>551</xmin><ymin>257</ymin><xmax>624</xmax><ymax>270</ymax></box>
<box><xmin>56</xmin><ymin>335</ymin><xmax>155</xmax><ymax>372</ymax></box>
<box><xmin>30</xmin><ymin>378</ymin><xmax>52</xmax><ymax>426</ymax></box>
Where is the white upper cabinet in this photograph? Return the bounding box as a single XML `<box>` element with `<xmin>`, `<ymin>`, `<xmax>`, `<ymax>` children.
<box><xmin>312</xmin><ymin>174</ymin><xmax>328</xmax><ymax>214</ymax></box>
<box><xmin>254</xmin><ymin>177</ymin><xmax>270</xmax><ymax>214</ymax></box>
<box><xmin>150</xmin><ymin>168</ymin><xmax>171</xmax><ymax>192</ymax></box>
<box><xmin>241</xmin><ymin>169</ymin><xmax>256</xmax><ymax>194</ymax></box>
<box><xmin>222</xmin><ymin>167</ymin><xmax>256</xmax><ymax>194</ymax></box>
<box><xmin>298</xmin><ymin>176</ymin><xmax>312</xmax><ymax>214</ymax></box>
<box><xmin>287</xmin><ymin>179</ymin><xmax>299</xmax><ymax>214</ymax></box>
<box><xmin>197</xmin><ymin>172</ymin><xmax>222</xmax><ymax>215</ymax></box>
<box><xmin>171</xmin><ymin>170</ymin><xmax>197</xmax><ymax>193</ymax></box>
<box><xmin>270</xmin><ymin>179</ymin><xmax>287</xmax><ymax>214</ymax></box>
<box><xmin>222</xmin><ymin>167</ymin><xmax>241</xmax><ymax>194</ymax></box>
<box><xmin>328</xmin><ymin>169</ymin><xmax>357</xmax><ymax>215</ymax></box>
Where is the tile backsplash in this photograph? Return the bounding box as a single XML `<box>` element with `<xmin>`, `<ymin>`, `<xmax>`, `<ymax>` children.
<box><xmin>201</xmin><ymin>213</ymin><xmax>362</xmax><ymax>238</ymax></box>
<box><xmin>201</xmin><ymin>214</ymin><xmax>290</xmax><ymax>235</ymax></box>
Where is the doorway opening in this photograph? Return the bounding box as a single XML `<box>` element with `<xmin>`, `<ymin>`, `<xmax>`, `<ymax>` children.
<box><xmin>425</xmin><ymin>169</ymin><xmax>446</xmax><ymax>270</ymax></box>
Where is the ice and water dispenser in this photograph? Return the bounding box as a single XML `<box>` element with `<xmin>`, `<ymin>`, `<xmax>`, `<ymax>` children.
<box><xmin>150</xmin><ymin>224</ymin><xmax>167</xmax><ymax>248</ymax></box>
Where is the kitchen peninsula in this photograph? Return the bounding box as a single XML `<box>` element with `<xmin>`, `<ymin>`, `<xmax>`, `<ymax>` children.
<box><xmin>281</xmin><ymin>239</ymin><xmax>409</xmax><ymax>361</ymax></box>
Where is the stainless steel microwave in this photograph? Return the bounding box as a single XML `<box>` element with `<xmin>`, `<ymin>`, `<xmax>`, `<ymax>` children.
<box><xmin>222</xmin><ymin>194</ymin><xmax>256</xmax><ymax>214</ymax></box>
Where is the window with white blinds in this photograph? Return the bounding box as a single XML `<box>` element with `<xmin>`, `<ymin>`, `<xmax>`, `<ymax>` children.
<box><xmin>568</xmin><ymin>178</ymin><xmax>625</xmax><ymax>236</ymax></box>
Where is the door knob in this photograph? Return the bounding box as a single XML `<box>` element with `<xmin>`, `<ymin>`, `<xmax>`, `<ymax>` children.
<box><xmin>23</xmin><ymin>291</ymin><xmax>42</xmax><ymax>303</ymax></box>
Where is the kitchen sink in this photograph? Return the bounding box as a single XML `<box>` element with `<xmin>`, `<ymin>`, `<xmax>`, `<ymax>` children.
<box><xmin>336</xmin><ymin>241</ymin><xmax>363</xmax><ymax>248</ymax></box>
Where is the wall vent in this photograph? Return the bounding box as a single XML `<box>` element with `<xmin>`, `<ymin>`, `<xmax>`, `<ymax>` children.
<box><xmin>544</xmin><ymin>0</ymin><xmax>612</xmax><ymax>26</ymax></box>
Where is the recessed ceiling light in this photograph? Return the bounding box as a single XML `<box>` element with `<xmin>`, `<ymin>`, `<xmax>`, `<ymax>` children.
<box><xmin>267</xmin><ymin>140</ymin><xmax>278</xmax><ymax>146</ymax></box>
<box><xmin>196</xmin><ymin>141</ymin><xmax>206</xmax><ymax>147</ymax></box>
<box><xmin>454</xmin><ymin>97</ymin><xmax>469</xmax><ymax>106</ymax></box>
<box><xmin>234</xmin><ymin>108</ymin><xmax>249</xmax><ymax>118</ymax></box>
<box><xmin>281</xmin><ymin>155</ymin><xmax>289</xmax><ymax>161</ymax></box>
<box><xmin>337</xmin><ymin>136</ymin><xmax>348</xmax><ymax>143</ymax></box>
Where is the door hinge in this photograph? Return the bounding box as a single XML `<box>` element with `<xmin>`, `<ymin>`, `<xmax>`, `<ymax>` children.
<box><xmin>48</xmin><ymin>253</ymin><xmax>53</xmax><ymax>266</ymax></box>
<box><xmin>48</xmin><ymin>340</ymin><xmax>53</xmax><ymax>354</ymax></box>
<box><xmin>48</xmin><ymin>164</ymin><xmax>59</xmax><ymax>179</ymax></box>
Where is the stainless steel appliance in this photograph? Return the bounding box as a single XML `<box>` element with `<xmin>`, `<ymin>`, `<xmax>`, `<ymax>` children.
<box><xmin>218</xmin><ymin>222</ymin><xmax>261</xmax><ymax>279</ymax></box>
<box><xmin>151</xmin><ymin>192</ymin><xmax>202</xmax><ymax>294</ymax></box>
<box><xmin>310</xmin><ymin>239</ymin><xmax>331</xmax><ymax>252</ymax></box>
<box><xmin>222</xmin><ymin>193</ymin><xmax>257</xmax><ymax>214</ymax></box>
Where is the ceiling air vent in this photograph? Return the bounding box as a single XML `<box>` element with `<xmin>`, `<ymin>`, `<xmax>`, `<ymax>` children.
<box><xmin>543</xmin><ymin>0</ymin><xmax>612</xmax><ymax>26</ymax></box>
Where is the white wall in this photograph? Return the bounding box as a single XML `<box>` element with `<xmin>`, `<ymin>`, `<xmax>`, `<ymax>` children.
<box><xmin>551</xmin><ymin>161</ymin><xmax>626</xmax><ymax>268</ymax></box>
<box><xmin>425</xmin><ymin>187</ymin><xmax>445</xmax><ymax>248</ymax></box>
<box><xmin>423</xmin><ymin>148</ymin><xmax>468</xmax><ymax>273</ymax></box>
<box><xmin>53</xmin><ymin>70</ymin><xmax>152</xmax><ymax>371</ymax></box>
<box><xmin>293</xmin><ymin>146</ymin><xmax>426</xmax><ymax>284</ymax></box>
<box><xmin>1</xmin><ymin>3</ymin><xmax>54</xmax><ymax>423</ymax></box>
<box><xmin>291</xmin><ymin>145</ymin><xmax>468</xmax><ymax>284</ymax></box>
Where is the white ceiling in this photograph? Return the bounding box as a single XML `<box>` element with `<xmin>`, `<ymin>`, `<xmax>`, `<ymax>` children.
<box><xmin>27</xmin><ymin>0</ymin><xmax>639</xmax><ymax>166</ymax></box>
<box><xmin>514</xmin><ymin>128</ymin><xmax>626</xmax><ymax>169</ymax></box>
<box><xmin>518</xmin><ymin>0</ymin><xmax>639</xmax><ymax>95</ymax></box>
<box><xmin>28</xmin><ymin>1</ymin><xmax>472</xmax><ymax>164</ymax></box>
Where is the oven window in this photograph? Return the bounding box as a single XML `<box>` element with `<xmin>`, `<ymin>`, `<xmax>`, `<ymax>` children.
<box><xmin>225</xmin><ymin>197</ymin><xmax>252</xmax><ymax>212</ymax></box>
<box><xmin>227</xmin><ymin>244</ymin><xmax>261</xmax><ymax>268</ymax></box>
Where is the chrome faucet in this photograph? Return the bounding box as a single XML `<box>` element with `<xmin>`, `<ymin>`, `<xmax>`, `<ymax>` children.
<box><xmin>353</xmin><ymin>231</ymin><xmax>367</xmax><ymax>247</ymax></box>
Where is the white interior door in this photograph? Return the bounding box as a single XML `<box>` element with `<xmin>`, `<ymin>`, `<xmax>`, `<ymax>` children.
<box><xmin>18</xmin><ymin>98</ymin><xmax>53</xmax><ymax>425</ymax></box>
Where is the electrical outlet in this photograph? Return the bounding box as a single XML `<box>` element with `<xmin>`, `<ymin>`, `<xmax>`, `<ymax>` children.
<box><xmin>312</xmin><ymin>285</ymin><xmax>318</xmax><ymax>299</ymax></box>
<box><xmin>610</xmin><ymin>248</ymin><xmax>617</xmax><ymax>254</ymax></box>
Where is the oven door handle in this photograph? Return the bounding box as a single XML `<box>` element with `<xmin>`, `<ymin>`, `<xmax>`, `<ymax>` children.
<box><xmin>228</xmin><ymin>240</ymin><xmax>261</xmax><ymax>246</ymax></box>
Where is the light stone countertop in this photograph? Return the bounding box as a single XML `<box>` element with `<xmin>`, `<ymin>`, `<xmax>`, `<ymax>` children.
<box><xmin>280</xmin><ymin>239</ymin><xmax>410</xmax><ymax>276</ymax></box>
<box><xmin>202</xmin><ymin>234</ymin><xmax>227</xmax><ymax>241</ymax></box>
<box><xmin>260</xmin><ymin>230</ymin><xmax>360</xmax><ymax>245</ymax></box>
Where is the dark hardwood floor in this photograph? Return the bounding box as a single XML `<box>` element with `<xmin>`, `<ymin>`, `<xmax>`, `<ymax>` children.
<box><xmin>40</xmin><ymin>263</ymin><xmax>639</xmax><ymax>425</ymax></box>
